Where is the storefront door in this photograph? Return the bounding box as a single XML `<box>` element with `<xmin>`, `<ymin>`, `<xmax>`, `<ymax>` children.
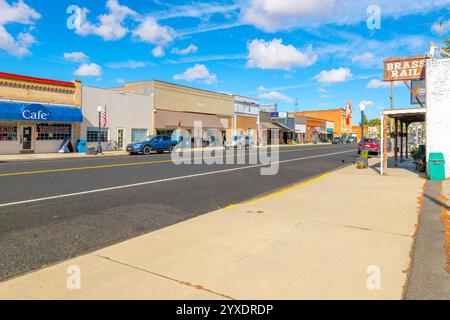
<box><xmin>22</xmin><ymin>126</ymin><xmax>33</xmax><ymax>150</ymax></box>
<box><xmin>117</xmin><ymin>128</ymin><xmax>125</xmax><ymax>149</ymax></box>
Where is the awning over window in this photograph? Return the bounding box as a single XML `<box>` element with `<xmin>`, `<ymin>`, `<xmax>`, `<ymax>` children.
<box><xmin>0</xmin><ymin>101</ymin><xmax>82</xmax><ymax>123</ymax></box>
<box><xmin>261</xmin><ymin>122</ymin><xmax>279</xmax><ymax>130</ymax></box>
<box><xmin>155</xmin><ymin>110</ymin><xmax>223</xmax><ymax>129</ymax></box>
<box><xmin>273</xmin><ymin>122</ymin><xmax>293</xmax><ymax>131</ymax></box>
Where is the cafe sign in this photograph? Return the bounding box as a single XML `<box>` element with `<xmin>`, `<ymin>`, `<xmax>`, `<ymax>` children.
<box><xmin>384</xmin><ymin>55</ymin><xmax>427</xmax><ymax>81</ymax></box>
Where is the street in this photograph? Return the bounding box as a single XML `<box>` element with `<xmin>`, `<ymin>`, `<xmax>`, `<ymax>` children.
<box><xmin>0</xmin><ymin>144</ymin><xmax>356</xmax><ymax>282</ymax></box>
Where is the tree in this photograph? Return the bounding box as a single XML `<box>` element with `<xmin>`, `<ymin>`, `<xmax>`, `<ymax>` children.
<box><xmin>442</xmin><ymin>39</ymin><xmax>450</xmax><ymax>57</ymax></box>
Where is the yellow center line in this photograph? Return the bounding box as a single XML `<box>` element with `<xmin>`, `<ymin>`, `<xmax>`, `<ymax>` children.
<box><xmin>0</xmin><ymin>146</ymin><xmax>353</xmax><ymax>178</ymax></box>
<box><xmin>226</xmin><ymin>172</ymin><xmax>331</xmax><ymax>209</ymax></box>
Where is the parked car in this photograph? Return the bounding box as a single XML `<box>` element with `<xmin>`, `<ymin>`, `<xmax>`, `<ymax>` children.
<box><xmin>225</xmin><ymin>135</ymin><xmax>253</xmax><ymax>149</ymax></box>
<box><xmin>332</xmin><ymin>137</ymin><xmax>343</xmax><ymax>144</ymax></box>
<box><xmin>358</xmin><ymin>138</ymin><xmax>380</xmax><ymax>155</ymax></box>
<box><xmin>345</xmin><ymin>137</ymin><xmax>357</xmax><ymax>144</ymax></box>
<box><xmin>127</xmin><ymin>135</ymin><xmax>178</xmax><ymax>155</ymax></box>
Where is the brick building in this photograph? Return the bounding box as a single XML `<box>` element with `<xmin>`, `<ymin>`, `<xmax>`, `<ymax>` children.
<box><xmin>0</xmin><ymin>72</ymin><xmax>82</xmax><ymax>154</ymax></box>
<box><xmin>292</xmin><ymin>108</ymin><xmax>353</xmax><ymax>138</ymax></box>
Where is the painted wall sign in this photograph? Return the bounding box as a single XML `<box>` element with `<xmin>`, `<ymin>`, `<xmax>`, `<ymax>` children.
<box><xmin>384</xmin><ymin>55</ymin><xmax>427</xmax><ymax>81</ymax></box>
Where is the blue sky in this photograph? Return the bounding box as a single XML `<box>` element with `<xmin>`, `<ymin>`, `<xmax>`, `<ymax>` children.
<box><xmin>0</xmin><ymin>0</ymin><xmax>449</xmax><ymax>122</ymax></box>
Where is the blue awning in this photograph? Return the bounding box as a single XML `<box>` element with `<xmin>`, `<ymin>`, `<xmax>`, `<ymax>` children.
<box><xmin>0</xmin><ymin>101</ymin><xmax>82</xmax><ymax>123</ymax></box>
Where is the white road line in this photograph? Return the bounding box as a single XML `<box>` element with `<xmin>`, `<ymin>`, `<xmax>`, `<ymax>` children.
<box><xmin>0</xmin><ymin>150</ymin><xmax>355</xmax><ymax>208</ymax></box>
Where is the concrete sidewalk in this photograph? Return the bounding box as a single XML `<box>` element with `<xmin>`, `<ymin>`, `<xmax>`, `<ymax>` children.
<box><xmin>0</xmin><ymin>159</ymin><xmax>424</xmax><ymax>300</ymax></box>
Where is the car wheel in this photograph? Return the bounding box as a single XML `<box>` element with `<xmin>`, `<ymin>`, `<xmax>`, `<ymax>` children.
<box><xmin>169</xmin><ymin>145</ymin><xmax>176</xmax><ymax>152</ymax></box>
<box><xmin>143</xmin><ymin>146</ymin><xmax>152</xmax><ymax>155</ymax></box>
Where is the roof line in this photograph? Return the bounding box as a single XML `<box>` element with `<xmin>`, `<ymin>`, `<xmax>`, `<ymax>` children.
<box><xmin>0</xmin><ymin>72</ymin><xmax>76</xmax><ymax>88</ymax></box>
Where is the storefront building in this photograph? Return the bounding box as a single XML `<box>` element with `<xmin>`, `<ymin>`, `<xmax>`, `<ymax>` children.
<box><xmin>0</xmin><ymin>72</ymin><xmax>82</xmax><ymax>154</ymax></box>
<box><xmin>306</xmin><ymin>117</ymin><xmax>328</xmax><ymax>143</ymax></box>
<box><xmin>293</xmin><ymin>116</ymin><xmax>307</xmax><ymax>143</ymax></box>
<box><xmin>259</xmin><ymin>111</ymin><xmax>279</xmax><ymax>145</ymax></box>
<box><xmin>272</xmin><ymin>115</ymin><xmax>296</xmax><ymax>144</ymax></box>
<box><xmin>113</xmin><ymin>80</ymin><xmax>234</xmax><ymax>144</ymax></box>
<box><xmin>292</xmin><ymin>108</ymin><xmax>352</xmax><ymax>138</ymax></box>
<box><xmin>233</xmin><ymin>95</ymin><xmax>259</xmax><ymax>140</ymax></box>
<box><xmin>80</xmin><ymin>86</ymin><xmax>153</xmax><ymax>151</ymax></box>
<box><xmin>326</xmin><ymin>121</ymin><xmax>335</xmax><ymax>141</ymax></box>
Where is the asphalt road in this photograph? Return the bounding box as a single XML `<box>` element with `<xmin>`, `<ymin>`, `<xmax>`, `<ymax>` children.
<box><xmin>0</xmin><ymin>144</ymin><xmax>357</xmax><ymax>281</ymax></box>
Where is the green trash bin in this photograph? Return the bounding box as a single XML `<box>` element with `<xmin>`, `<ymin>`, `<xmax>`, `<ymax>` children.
<box><xmin>428</xmin><ymin>153</ymin><xmax>446</xmax><ymax>181</ymax></box>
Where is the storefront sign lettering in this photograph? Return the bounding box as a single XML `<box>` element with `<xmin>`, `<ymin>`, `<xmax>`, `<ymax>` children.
<box><xmin>384</xmin><ymin>56</ymin><xmax>427</xmax><ymax>81</ymax></box>
<box><xmin>21</xmin><ymin>105</ymin><xmax>51</xmax><ymax>121</ymax></box>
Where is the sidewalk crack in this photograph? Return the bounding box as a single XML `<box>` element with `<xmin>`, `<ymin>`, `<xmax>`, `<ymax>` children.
<box><xmin>94</xmin><ymin>254</ymin><xmax>235</xmax><ymax>300</ymax></box>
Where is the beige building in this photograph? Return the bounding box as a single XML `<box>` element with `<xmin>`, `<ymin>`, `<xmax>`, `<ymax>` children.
<box><xmin>113</xmin><ymin>80</ymin><xmax>235</xmax><ymax>141</ymax></box>
<box><xmin>0</xmin><ymin>72</ymin><xmax>82</xmax><ymax>154</ymax></box>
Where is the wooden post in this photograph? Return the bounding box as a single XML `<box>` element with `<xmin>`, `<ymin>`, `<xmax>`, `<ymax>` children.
<box><xmin>400</xmin><ymin>120</ymin><xmax>404</xmax><ymax>163</ymax></box>
<box><xmin>405</xmin><ymin>122</ymin><xmax>409</xmax><ymax>159</ymax></box>
<box><xmin>382</xmin><ymin>114</ymin><xmax>388</xmax><ymax>175</ymax></box>
<box><xmin>394</xmin><ymin>119</ymin><xmax>398</xmax><ymax>167</ymax></box>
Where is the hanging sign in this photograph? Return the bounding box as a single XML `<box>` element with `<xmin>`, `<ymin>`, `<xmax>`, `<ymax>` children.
<box><xmin>384</xmin><ymin>55</ymin><xmax>427</xmax><ymax>81</ymax></box>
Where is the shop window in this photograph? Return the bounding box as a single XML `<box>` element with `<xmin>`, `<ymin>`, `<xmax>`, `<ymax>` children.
<box><xmin>0</xmin><ymin>122</ymin><xmax>18</xmax><ymax>141</ymax></box>
<box><xmin>37</xmin><ymin>123</ymin><xmax>72</xmax><ymax>141</ymax></box>
<box><xmin>131</xmin><ymin>129</ymin><xmax>148</xmax><ymax>142</ymax></box>
<box><xmin>87</xmin><ymin>127</ymin><xmax>109</xmax><ymax>143</ymax></box>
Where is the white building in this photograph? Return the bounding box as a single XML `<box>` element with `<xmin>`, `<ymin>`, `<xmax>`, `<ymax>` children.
<box><xmin>426</xmin><ymin>57</ymin><xmax>450</xmax><ymax>177</ymax></box>
<box><xmin>81</xmin><ymin>87</ymin><xmax>153</xmax><ymax>151</ymax></box>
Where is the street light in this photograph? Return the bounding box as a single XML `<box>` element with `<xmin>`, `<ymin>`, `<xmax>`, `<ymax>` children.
<box><xmin>96</xmin><ymin>106</ymin><xmax>103</xmax><ymax>155</ymax></box>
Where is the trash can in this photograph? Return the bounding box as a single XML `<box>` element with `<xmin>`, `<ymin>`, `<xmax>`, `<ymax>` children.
<box><xmin>76</xmin><ymin>139</ymin><xmax>87</xmax><ymax>153</ymax></box>
<box><xmin>428</xmin><ymin>153</ymin><xmax>446</xmax><ymax>181</ymax></box>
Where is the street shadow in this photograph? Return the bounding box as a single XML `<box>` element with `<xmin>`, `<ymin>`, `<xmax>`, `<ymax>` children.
<box><xmin>424</xmin><ymin>193</ymin><xmax>450</xmax><ymax>211</ymax></box>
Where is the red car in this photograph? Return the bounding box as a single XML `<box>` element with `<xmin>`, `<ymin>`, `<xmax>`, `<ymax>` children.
<box><xmin>358</xmin><ymin>138</ymin><xmax>380</xmax><ymax>155</ymax></box>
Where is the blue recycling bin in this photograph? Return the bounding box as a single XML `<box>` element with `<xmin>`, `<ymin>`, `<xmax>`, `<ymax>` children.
<box><xmin>77</xmin><ymin>139</ymin><xmax>87</xmax><ymax>153</ymax></box>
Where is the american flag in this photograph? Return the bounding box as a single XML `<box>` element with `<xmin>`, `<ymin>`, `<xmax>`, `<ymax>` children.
<box><xmin>101</xmin><ymin>105</ymin><xmax>107</xmax><ymax>128</ymax></box>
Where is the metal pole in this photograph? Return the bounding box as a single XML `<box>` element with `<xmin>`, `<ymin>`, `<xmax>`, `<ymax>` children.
<box><xmin>361</xmin><ymin>110</ymin><xmax>365</xmax><ymax>153</ymax></box>
<box><xmin>97</xmin><ymin>110</ymin><xmax>103</xmax><ymax>154</ymax></box>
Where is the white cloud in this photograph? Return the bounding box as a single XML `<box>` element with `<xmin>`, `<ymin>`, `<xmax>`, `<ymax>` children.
<box><xmin>366</xmin><ymin>79</ymin><xmax>402</xmax><ymax>89</ymax></box>
<box><xmin>106</xmin><ymin>60</ymin><xmax>149</xmax><ymax>69</ymax></box>
<box><xmin>318</xmin><ymin>88</ymin><xmax>328</xmax><ymax>93</ymax></box>
<box><xmin>116</xmin><ymin>78</ymin><xmax>125</xmax><ymax>84</ymax></box>
<box><xmin>432</xmin><ymin>19</ymin><xmax>450</xmax><ymax>34</ymax></box>
<box><xmin>64</xmin><ymin>52</ymin><xmax>89</xmax><ymax>62</ymax></box>
<box><xmin>352</xmin><ymin>52</ymin><xmax>376</xmax><ymax>67</ymax></box>
<box><xmin>74</xmin><ymin>63</ymin><xmax>102</xmax><ymax>76</ymax></box>
<box><xmin>258</xmin><ymin>86</ymin><xmax>267</xmax><ymax>91</ymax></box>
<box><xmin>132</xmin><ymin>17</ymin><xmax>176</xmax><ymax>46</ymax></box>
<box><xmin>75</xmin><ymin>0</ymin><xmax>136</xmax><ymax>41</ymax></box>
<box><xmin>0</xmin><ymin>0</ymin><xmax>40</xmax><ymax>57</ymax></box>
<box><xmin>241</xmin><ymin>0</ymin><xmax>450</xmax><ymax>32</ymax></box>
<box><xmin>259</xmin><ymin>91</ymin><xmax>293</xmax><ymax>103</ymax></box>
<box><xmin>173</xmin><ymin>64</ymin><xmax>218</xmax><ymax>85</ymax></box>
<box><xmin>171</xmin><ymin>44</ymin><xmax>198</xmax><ymax>55</ymax></box>
<box><xmin>247</xmin><ymin>39</ymin><xmax>317</xmax><ymax>70</ymax></box>
<box><xmin>314</xmin><ymin>67</ymin><xmax>352</xmax><ymax>83</ymax></box>
<box><xmin>360</xmin><ymin>100</ymin><xmax>374</xmax><ymax>108</ymax></box>
<box><xmin>152</xmin><ymin>46</ymin><xmax>165</xmax><ymax>57</ymax></box>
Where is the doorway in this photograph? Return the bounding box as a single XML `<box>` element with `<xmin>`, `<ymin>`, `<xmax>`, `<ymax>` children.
<box><xmin>22</xmin><ymin>126</ymin><xmax>33</xmax><ymax>151</ymax></box>
<box><xmin>117</xmin><ymin>128</ymin><xmax>125</xmax><ymax>150</ymax></box>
